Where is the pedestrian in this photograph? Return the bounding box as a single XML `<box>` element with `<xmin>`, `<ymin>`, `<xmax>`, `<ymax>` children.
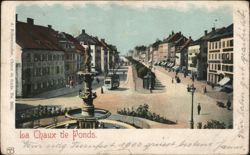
<box><xmin>204</xmin><ymin>86</ymin><xmax>207</xmax><ymax>93</ymax></box>
<box><xmin>226</xmin><ymin>99</ymin><xmax>231</xmax><ymax>110</ymax></box>
<box><xmin>197</xmin><ymin>103</ymin><xmax>201</xmax><ymax>115</ymax></box>
<box><xmin>96</xmin><ymin>77</ymin><xmax>100</xmax><ymax>84</ymax></box>
<box><xmin>192</xmin><ymin>75</ymin><xmax>195</xmax><ymax>82</ymax></box>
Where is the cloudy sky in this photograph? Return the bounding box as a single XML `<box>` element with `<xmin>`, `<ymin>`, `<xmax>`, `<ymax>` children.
<box><xmin>16</xmin><ymin>1</ymin><xmax>233</xmax><ymax>54</ymax></box>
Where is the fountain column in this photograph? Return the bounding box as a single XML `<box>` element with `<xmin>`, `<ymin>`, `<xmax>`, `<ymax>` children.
<box><xmin>78</xmin><ymin>44</ymin><xmax>97</xmax><ymax>128</ymax></box>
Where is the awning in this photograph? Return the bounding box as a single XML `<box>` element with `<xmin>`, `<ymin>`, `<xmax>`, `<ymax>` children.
<box><xmin>169</xmin><ymin>63</ymin><xmax>175</xmax><ymax>68</ymax></box>
<box><xmin>172</xmin><ymin>66</ymin><xmax>178</xmax><ymax>70</ymax></box>
<box><xmin>218</xmin><ymin>77</ymin><xmax>230</xmax><ymax>86</ymax></box>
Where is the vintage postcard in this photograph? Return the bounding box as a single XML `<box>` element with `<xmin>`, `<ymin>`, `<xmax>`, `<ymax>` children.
<box><xmin>1</xmin><ymin>1</ymin><xmax>249</xmax><ymax>155</ymax></box>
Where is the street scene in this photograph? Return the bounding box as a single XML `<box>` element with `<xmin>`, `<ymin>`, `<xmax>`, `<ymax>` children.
<box><xmin>15</xmin><ymin>2</ymin><xmax>233</xmax><ymax>129</ymax></box>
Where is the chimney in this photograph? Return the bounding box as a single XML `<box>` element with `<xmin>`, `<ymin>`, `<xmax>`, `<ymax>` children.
<box><xmin>212</xmin><ymin>27</ymin><xmax>215</xmax><ymax>32</ymax></box>
<box><xmin>101</xmin><ymin>38</ymin><xmax>105</xmax><ymax>42</ymax></box>
<box><xmin>172</xmin><ymin>31</ymin><xmax>174</xmax><ymax>35</ymax></box>
<box><xmin>16</xmin><ymin>14</ymin><xmax>18</xmax><ymax>22</ymax></box>
<box><xmin>27</xmin><ymin>18</ymin><xmax>34</xmax><ymax>25</ymax></box>
<box><xmin>204</xmin><ymin>30</ymin><xmax>208</xmax><ymax>36</ymax></box>
<box><xmin>82</xmin><ymin>29</ymin><xmax>85</xmax><ymax>34</ymax></box>
<box><xmin>189</xmin><ymin>36</ymin><xmax>191</xmax><ymax>39</ymax></box>
<box><xmin>48</xmin><ymin>25</ymin><xmax>52</xmax><ymax>29</ymax></box>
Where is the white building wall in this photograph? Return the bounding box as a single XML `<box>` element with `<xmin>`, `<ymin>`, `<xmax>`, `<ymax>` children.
<box><xmin>176</xmin><ymin>53</ymin><xmax>181</xmax><ymax>66</ymax></box>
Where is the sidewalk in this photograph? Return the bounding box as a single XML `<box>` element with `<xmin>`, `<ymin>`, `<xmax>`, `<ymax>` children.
<box><xmin>155</xmin><ymin>66</ymin><xmax>232</xmax><ymax>101</ymax></box>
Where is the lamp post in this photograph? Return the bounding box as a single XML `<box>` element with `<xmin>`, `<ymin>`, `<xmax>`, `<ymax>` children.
<box><xmin>187</xmin><ymin>84</ymin><xmax>196</xmax><ymax>129</ymax></box>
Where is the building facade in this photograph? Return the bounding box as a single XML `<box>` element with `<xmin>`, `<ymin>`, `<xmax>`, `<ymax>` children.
<box><xmin>58</xmin><ymin>32</ymin><xmax>85</xmax><ymax>85</ymax></box>
<box><xmin>207</xmin><ymin>24</ymin><xmax>233</xmax><ymax>86</ymax></box>
<box><xmin>16</xmin><ymin>17</ymin><xmax>65</xmax><ymax>97</ymax></box>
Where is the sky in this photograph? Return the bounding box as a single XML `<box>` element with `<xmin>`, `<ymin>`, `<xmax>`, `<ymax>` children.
<box><xmin>16</xmin><ymin>1</ymin><xmax>233</xmax><ymax>55</ymax></box>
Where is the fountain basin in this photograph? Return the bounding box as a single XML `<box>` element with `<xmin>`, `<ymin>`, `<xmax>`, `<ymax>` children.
<box><xmin>66</xmin><ymin>108</ymin><xmax>111</xmax><ymax>121</ymax></box>
<box><xmin>45</xmin><ymin>119</ymin><xmax>136</xmax><ymax>129</ymax></box>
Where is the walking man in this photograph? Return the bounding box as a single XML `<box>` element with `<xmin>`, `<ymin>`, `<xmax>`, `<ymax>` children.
<box><xmin>197</xmin><ymin>103</ymin><xmax>201</xmax><ymax>115</ymax></box>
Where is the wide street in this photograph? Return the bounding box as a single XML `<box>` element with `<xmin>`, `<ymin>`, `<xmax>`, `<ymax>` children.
<box><xmin>17</xmin><ymin>65</ymin><xmax>233</xmax><ymax>128</ymax></box>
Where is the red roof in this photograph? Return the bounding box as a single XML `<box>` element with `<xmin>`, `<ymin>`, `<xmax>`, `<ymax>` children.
<box><xmin>63</xmin><ymin>32</ymin><xmax>85</xmax><ymax>52</ymax></box>
<box><xmin>16</xmin><ymin>21</ymin><xmax>63</xmax><ymax>51</ymax></box>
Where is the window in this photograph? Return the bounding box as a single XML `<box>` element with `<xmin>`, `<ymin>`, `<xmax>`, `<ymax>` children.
<box><xmin>34</xmin><ymin>83</ymin><xmax>38</xmax><ymax>90</ymax></box>
<box><xmin>53</xmin><ymin>55</ymin><xmax>56</xmax><ymax>60</ymax></box>
<box><xmin>42</xmin><ymin>54</ymin><xmax>46</xmax><ymax>61</ymax></box>
<box><xmin>42</xmin><ymin>67</ymin><xmax>46</xmax><ymax>75</ymax></box>
<box><xmin>215</xmin><ymin>54</ymin><xmax>217</xmax><ymax>59</ymax></box>
<box><xmin>26</xmin><ymin>53</ymin><xmax>31</xmax><ymax>62</ymax></box>
<box><xmin>219</xmin><ymin>41</ymin><xmax>221</xmax><ymax>48</ymax></box>
<box><xmin>222</xmin><ymin>41</ymin><xmax>225</xmax><ymax>48</ymax></box>
<box><xmin>37</xmin><ymin>68</ymin><xmax>41</xmax><ymax>76</ymax></box>
<box><xmin>48</xmin><ymin>54</ymin><xmax>52</xmax><ymax>61</ymax></box>
<box><xmin>227</xmin><ymin>40</ymin><xmax>230</xmax><ymax>47</ymax></box>
<box><xmin>218</xmin><ymin>64</ymin><xmax>221</xmax><ymax>70</ymax></box>
<box><xmin>51</xmin><ymin>66</ymin><xmax>54</xmax><ymax>74</ymax></box>
<box><xmin>34</xmin><ymin>54</ymin><xmax>40</xmax><ymax>61</ymax></box>
<box><xmin>230</xmin><ymin>40</ymin><xmax>233</xmax><ymax>47</ymax></box>
<box><xmin>66</xmin><ymin>64</ymin><xmax>70</xmax><ymax>70</ymax></box>
<box><xmin>61</xmin><ymin>66</ymin><xmax>63</xmax><ymax>73</ymax></box>
<box><xmin>215</xmin><ymin>42</ymin><xmax>217</xmax><ymax>49</ymax></box>
<box><xmin>56</xmin><ymin>66</ymin><xmax>60</xmax><ymax>74</ymax></box>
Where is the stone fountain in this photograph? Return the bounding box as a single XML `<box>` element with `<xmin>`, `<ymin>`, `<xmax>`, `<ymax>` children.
<box><xmin>65</xmin><ymin>44</ymin><xmax>111</xmax><ymax>129</ymax></box>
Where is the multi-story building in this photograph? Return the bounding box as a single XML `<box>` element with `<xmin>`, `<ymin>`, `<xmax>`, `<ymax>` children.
<box><xmin>58</xmin><ymin>32</ymin><xmax>85</xmax><ymax>85</ymax></box>
<box><xmin>175</xmin><ymin>37</ymin><xmax>192</xmax><ymax>69</ymax></box>
<box><xmin>158</xmin><ymin>31</ymin><xmax>183</xmax><ymax>62</ymax></box>
<box><xmin>207</xmin><ymin>24</ymin><xmax>233</xmax><ymax>87</ymax></box>
<box><xmin>76</xmin><ymin>29</ymin><xmax>99</xmax><ymax>71</ymax></box>
<box><xmin>187</xmin><ymin>27</ymin><xmax>224</xmax><ymax>80</ymax></box>
<box><xmin>169</xmin><ymin>35</ymin><xmax>189</xmax><ymax>64</ymax></box>
<box><xmin>91</xmin><ymin>36</ymin><xmax>102</xmax><ymax>72</ymax></box>
<box><xmin>16</xmin><ymin>17</ymin><xmax>65</xmax><ymax>97</ymax></box>
<box><xmin>100</xmin><ymin>39</ymin><xmax>109</xmax><ymax>73</ymax></box>
<box><xmin>151</xmin><ymin>39</ymin><xmax>162</xmax><ymax>64</ymax></box>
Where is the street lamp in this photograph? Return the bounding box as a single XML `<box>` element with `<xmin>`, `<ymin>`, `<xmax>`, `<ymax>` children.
<box><xmin>187</xmin><ymin>83</ymin><xmax>196</xmax><ymax>129</ymax></box>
